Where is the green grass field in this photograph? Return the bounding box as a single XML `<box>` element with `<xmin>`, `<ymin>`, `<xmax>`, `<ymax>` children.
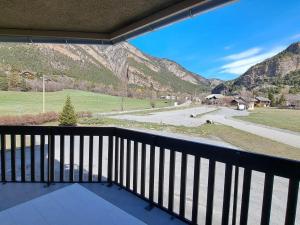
<box><xmin>234</xmin><ymin>108</ymin><xmax>300</xmax><ymax>133</ymax></box>
<box><xmin>0</xmin><ymin>89</ymin><xmax>172</xmax><ymax>115</ymax></box>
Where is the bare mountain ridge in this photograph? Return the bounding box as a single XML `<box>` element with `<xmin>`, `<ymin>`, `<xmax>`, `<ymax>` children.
<box><xmin>0</xmin><ymin>42</ymin><xmax>216</xmax><ymax>97</ymax></box>
<box><xmin>212</xmin><ymin>42</ymin><xmax>300</xmax><ymax>94</ymax></box>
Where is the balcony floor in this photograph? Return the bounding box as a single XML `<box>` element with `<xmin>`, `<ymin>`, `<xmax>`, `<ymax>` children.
<box><xmin>0</xmin><ymin>183</ymin><xmax>187</xmax><ymax>225</ymax></box>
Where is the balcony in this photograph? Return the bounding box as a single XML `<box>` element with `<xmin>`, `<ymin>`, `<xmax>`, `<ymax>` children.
<box><xmin>0</xmin><ymin>125</ymin><xmax>299</xmax><ymax>225</ymax></box>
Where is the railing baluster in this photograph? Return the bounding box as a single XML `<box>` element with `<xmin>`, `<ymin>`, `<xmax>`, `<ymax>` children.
<box><xmin>50</xmin><ymin>134</ymin><xmax>55</xmax><ymax>183</ymax></box>
<box><xmin>21</xmin><ymin>134</ymin><xmax>25</xmax><ymax>182</ymax></box>
<box><xmin>240</xmin><ymin>169</ymin><xmax>252</xmax><ymax>225</ymax></box>
<box><xmin>30</xmin><ymin>135</ymin><xmax>35</xmax><ymax>182</ymax></box>
<box><xmin>205</xmin><ymin>160</ymin><xmax>216</xmax><ymax>225</ymax></box>
<box><xmin>126</xmin><ymin>139</ymin><xmax>131</xmax><ymax>189</ymax></box>
<box><xmin>107</xmin><ymin>135</ymin><xmax>113</xmax><ymax>183</ymax></box>
<box><xmin>1</xmin><ymin>134</ymin><xmax>6</xmax><ymax>182</ymax></box>
<box><xmin>221</xmin><ymin>164</ymin><xmax>233</xmax><ymax>225</ymax></box>
<box><xmin>133</xmin><ymin>141</ymin><xmax>138</xmax><ymax>192</ymax></box>
<box><xmin>179</xmin><ymin>152</ymin><xmax>187</xmax><ymax>217</ymax></box>
<box><xmin>168</xmin><ymin>150</ymin><xmax>175</xmax><ymax>212</ymax></box>
<box><xmin>192</xmin><ymin>155</ymin><xmax>201</xmax><ymax>224</ymax></box>
<box><xmin>79</xmin><ymin>135</ymin><xmax>84</xmax><ymax>182</ymax></box>
<box><xmin>10</xmin><ymin>134</ymin><xmax>16</xmax><ymax>181</ymax></box>
<box><xmin>284</xmin><ymin>178</ymin><xmax>299</xmax><ymax>225</ymax></box>
<box><xmin>69</xmin><ymin>135</ymin><xmax>74</xmax><ymax>182</ymax></box>
<box><xmin>60</xmin><ymin>135</ymin><xmax>65</xmax><ymax>182</ymax></box>
<box><xmin>40</xmin><ymin>135</ymin><xmax>45</xmax><ymax>182</ymax></box>
<box><xmin>260</xmin><ymin>174</ymin><xmax>274</xmax><ymax>225</ymax></box>
<box><xmin>114</xmin><ymin>137</ymin><xmax>119</xmax><ymax>183</ymax></box>
<box><xmin>88</xmin><ymin>135</ymin><xmax>94</xmax><ymax>182</ymax></box>
<box><xmin>141</xmin><ymin>143</ymin><xmax>146</xmax><ymax>196</ymax></box>
<box><xmin>158</xmin><ymin>147</ymin><xmax>165</xmax><ymax>206</ymax></box>
<box><xmin>232</xmin><ymin>166</ymin><xmax>239</xmax><ymax>225</ymax></box>
<box><xmin>119</xmin><ymin>138</ymin><xmax>124</xmax><ymax>186</ymax></box>
<box><xmin>98</xmin><ymin>136</ymin><xmax>103</xmax><ymax>182</ymax></box>
<box><xmin>149</xmin><ymin>144</ymin><xmax>155</xmax><ymax>202</ymax></box>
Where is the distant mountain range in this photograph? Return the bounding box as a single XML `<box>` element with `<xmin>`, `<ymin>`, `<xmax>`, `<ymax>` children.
<box><xmin>213</xmin><ymin>42</ymin><xmax>300</xmax><ymax>95</ymax></box>
<box><xmin>0</xmin><ymin>42</ymin><xmax>219</xmax><ymax>98</ymax></box>
<box><xmin>1</xmin><ymin>41</ymin><xmax>299</xmax><ymax>98</ymax></box>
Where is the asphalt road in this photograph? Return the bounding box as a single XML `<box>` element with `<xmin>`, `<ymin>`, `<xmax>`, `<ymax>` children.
<box><xmin>111</xmin><ymin>106</ymin><xmax>300</xmax><ymax>148</ymax></box>
<box><xmin>111</xmin><ymin>106</ymin><xmax>218</xmax><ymax>127</ymax></box>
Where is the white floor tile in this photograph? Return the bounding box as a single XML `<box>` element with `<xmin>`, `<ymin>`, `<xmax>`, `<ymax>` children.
<box><xmin>0</xmin><ymin>184</ymin><xmax>146</xmax><ymax>225</ymax></box>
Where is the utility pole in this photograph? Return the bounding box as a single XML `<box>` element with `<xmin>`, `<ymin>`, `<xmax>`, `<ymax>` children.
<box><xmin>41</xmin><ymin>75</ymin><xmax>50</xmax><ymax>113</ymax></box>
<box><xmin>42</xmin><ymin>75</ymin><xmax>45</xmax><ymax>113</ymax></box>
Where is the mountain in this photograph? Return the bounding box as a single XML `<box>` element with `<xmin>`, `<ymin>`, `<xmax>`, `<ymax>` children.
<box><xmin>212</xmin><ymin>42</ymin><xmax>300</xmax><ymax>95</ymax></box>
<box><xmin>0</xmin><ymin>42</ymin><xmax>214</xmax><ymax>98</ymax></box>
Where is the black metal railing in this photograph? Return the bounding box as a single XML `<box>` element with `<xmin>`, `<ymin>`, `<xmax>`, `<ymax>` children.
<box><xmin>0</xmin><ymin>126</ymin><xmax>299</xmax><ymax>225</ymax></box>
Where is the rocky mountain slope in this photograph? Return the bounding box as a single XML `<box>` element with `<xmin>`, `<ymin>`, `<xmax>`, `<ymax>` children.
<box><xmin>212</xmin><ymin>42</ymin><xmax>300</xmax><ymax>94</ymax></box>
<box><xmin>0</xmin><ymin>42</ymin><xmax>215</xmax><ymax>97</ymax></box>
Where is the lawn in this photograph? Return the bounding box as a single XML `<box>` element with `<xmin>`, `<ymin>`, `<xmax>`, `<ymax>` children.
<box><xmin>234</xmin><ymin>108</ymin><xmax>300</xmax><ymax>133</ymax></box>
<box><xmin>79</xmin><ymin>117</ymin><xmax>300</xmax><ymax>161</ymax></box>
<box><xmin>0</xmin><ymin>90</ymin><xmax>172</xmax><ymax>115</ymax></box>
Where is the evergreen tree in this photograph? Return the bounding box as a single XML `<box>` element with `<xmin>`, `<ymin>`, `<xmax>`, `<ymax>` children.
<box><xmin>59</xmin><ymin>96</ymin><xmax>77</xmax><ymax>126</ymax></box>
<box><xmin>277</xmin><ymin>94</ymin><xmax>286</xmax><ymax>106</ymax></box>
<box><xmin>268</xmin><ymin>91</ymin><xmax>275</xmax><ymax>107</ymax></box>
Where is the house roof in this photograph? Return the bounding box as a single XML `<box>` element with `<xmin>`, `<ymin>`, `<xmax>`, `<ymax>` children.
<box><xmin>205</xmin><ymin>94</ymin><xmax>224</xmax><ymax>99</ymax></box>
<box><xmin>0</xmin><ymin>0</ymin><xmax>236</xmax><ymax>44</ymax></box>
<box><xmin>232</xmin><ymin>99</ymin><xmax>246</xmax><ymax>104</ymax></box>
<box><xmin>256</xmin><ymin>96</ymin><xmax>271</xmax><ymax>102</ymax></box>
<box><xmin>240</xmin><ymin>96</ymin><xmax>257</xmax><ymax>103</ymax></box>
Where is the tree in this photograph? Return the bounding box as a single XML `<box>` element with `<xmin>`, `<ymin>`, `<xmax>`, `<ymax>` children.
<box><xmin>58</xmin><ymin>96</ymin><xmax>77</xmax><ymax>126</ymax></box>
<box><xmin>277</xmin><ymin>94</ymin><xmax>286</xmax><ymax>106</ymax></box>
<box><xmin>268</xmin><ymin>91</ymin><xmax>275</xmax><ymax>107</ymax></box>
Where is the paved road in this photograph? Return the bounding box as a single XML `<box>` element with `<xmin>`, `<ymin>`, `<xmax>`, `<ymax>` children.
<box><xmin>111</xmin><ymin>106</ymin><xmax>217</xmax><ymax>127</ymax></box>
<box><xmin>111</xmin><ymin>106</ymin><xmax>300</xmax><ymax>148</ymax></box>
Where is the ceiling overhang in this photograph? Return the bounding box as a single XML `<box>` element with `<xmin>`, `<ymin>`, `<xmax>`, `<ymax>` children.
<box><xmin>0</xmin><ymin>0</ymin><xmax>236</xmax><ymax>44</ymax></box>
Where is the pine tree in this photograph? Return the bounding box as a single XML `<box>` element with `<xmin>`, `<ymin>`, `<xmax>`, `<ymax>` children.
<box><xmin>58</xmin><ymin>96</ymin><xmax>77</xmax><ymax>126</ymax></box>
<box><xmin>268</xmin><ymin>91</ymin><xmax>275</xmax><ymax>107</ymax></box>
<box><xmin>277</xmin><ymin>94</ymin><xmax>286</xmax><ymax>106</ymax></box>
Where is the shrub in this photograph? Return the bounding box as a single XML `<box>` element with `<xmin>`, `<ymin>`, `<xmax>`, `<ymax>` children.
<box><xmin>0</xmin><ymin>112</ymin><xmax>58</xmax><ymax>125</ymax></box>
<box><xmin>58</xmin><ymin>96</ymin><xmax>77</xmax><ymax>126</ymax></box>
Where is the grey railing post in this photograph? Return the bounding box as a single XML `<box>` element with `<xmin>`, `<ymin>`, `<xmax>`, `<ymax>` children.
<box><xmin>107</xmin><ymin>129</ymin><xmax>114</xmax><ymax>185</ymax></box>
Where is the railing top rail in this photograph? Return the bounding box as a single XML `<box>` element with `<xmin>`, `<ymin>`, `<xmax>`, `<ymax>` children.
<box><xmin>0</xmin><ymin>125</ymin><xmax>299</xmax><ymax>179</ymax></box>
<box><xmin>0</xmin><ymin>125</ymin><xmax>115</xmax><ymax>136</ymax></box>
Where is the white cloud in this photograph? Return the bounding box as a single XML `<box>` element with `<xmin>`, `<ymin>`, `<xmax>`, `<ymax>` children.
<box><xmin>224</xmin><ymin>45</ymin><xmax>234</xmax><ymax>50</ymax></box>
<box><xmin>223</xmin><ymin>48</ymin><xmax>261</xmax><ymax>60</ymax></box>
<box><xmin>220</xmin><ymin>46</ymin><xmax>285</xmax><ymax>75</ymax></box>
<box><xmin>290</xmin><ymin>33</ymin><xmax>300</xmax><ymax>40</ymax></box>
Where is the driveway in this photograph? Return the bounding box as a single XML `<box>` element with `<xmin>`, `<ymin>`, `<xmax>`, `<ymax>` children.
<box><xmin>111</xmin><ymin>106</ymin><xmax>217</xmax><ymax>127</ymax></box>
<box><xmin>111</xmin><ymin>106</ymin><xmax>300</xmax><ymax>148</ymax></box>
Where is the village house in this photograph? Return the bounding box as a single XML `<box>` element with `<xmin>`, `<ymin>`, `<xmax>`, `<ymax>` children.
<box><xmin>255</xmin><ymin>96</ymin><xmax>271</xmax><ymax>107</ymax></box>
<box><xmin>204</xmin><ymin>94</ymin><xmax>224</xmax><ymax>105</ymax></box>
<box><xmin>160</xmin><ymin>95</ymin><xmax>176</xmax><ymax>100</ymax></box>
<box><xmin>231</xmin><ymin>96</ymin><xmax>256</xmax><ymax>110</ymax></box>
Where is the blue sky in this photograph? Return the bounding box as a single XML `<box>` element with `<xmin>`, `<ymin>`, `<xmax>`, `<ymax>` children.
<box><xmin>129</xmin><ymin>0</ymin><xmax>300</xmax><ymax>80</ymax></box>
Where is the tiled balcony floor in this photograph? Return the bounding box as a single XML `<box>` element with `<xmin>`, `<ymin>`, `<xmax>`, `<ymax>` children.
<box><xmin>0</xmin><ymin>183</ymin><xmax>186</xmax><ymax>225</ymax></box>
